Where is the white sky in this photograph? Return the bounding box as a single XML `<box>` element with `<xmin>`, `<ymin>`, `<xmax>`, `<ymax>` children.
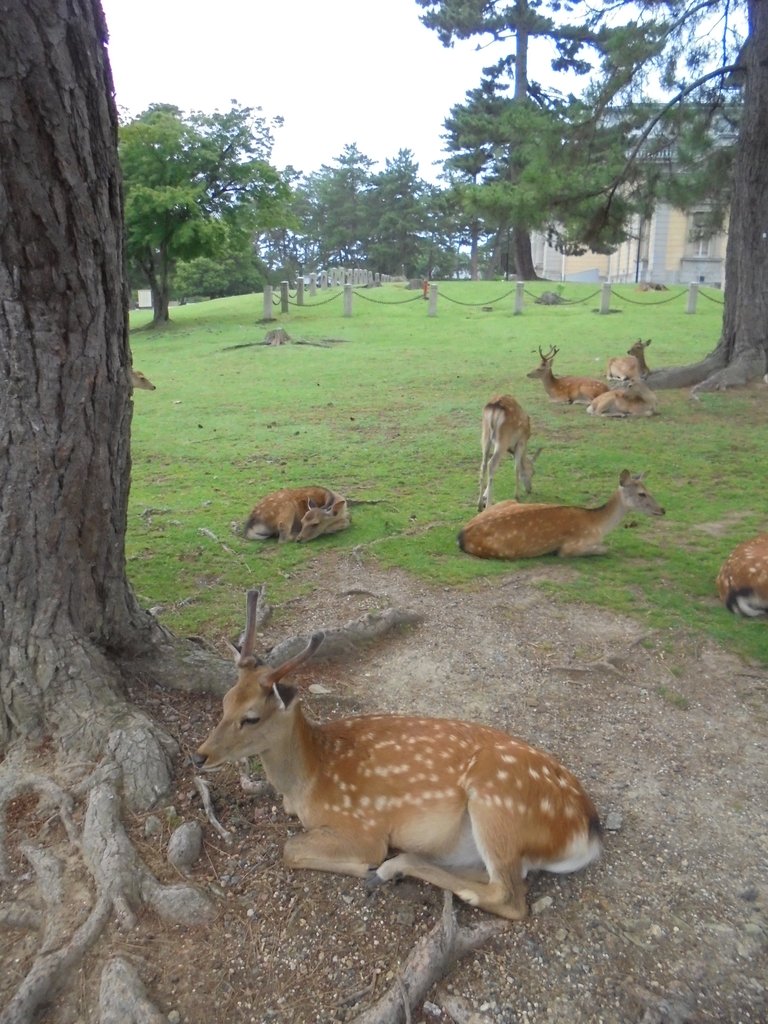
<box><xmin>100</xmin><ymin>0</ymin><xmax>500</xmax><ymax>183</ymax></box>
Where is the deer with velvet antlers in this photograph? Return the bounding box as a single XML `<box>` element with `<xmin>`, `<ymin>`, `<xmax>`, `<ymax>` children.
<box><xmin>459</xmin><ymin>470</ymin><xmax>665</xmax><ymax>559</ymax></box>
<box><xmin>716</xmin><ymin>533</ymin><xmax>768</xmax><ymax>617</ymax></box>
<box><xmin>243</xmin><ymin>486</ymin><xmax>349</xmax><ymax>543</ymax></box>
<box><xmin>477</xmin><ymin>394</ymin><xmax>541</xmax><ymax>510</ymax></box>
<box><xmin>527</xmin><ymin>346</ymin><xmax>609</xmax><ymax>405</ymax></box>
<box><xmin>194</xmin><ymin>590</ymin><xmax>603</xmax><ymax>920</ymax></box>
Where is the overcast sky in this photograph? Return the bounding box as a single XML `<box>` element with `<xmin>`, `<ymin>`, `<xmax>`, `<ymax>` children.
<box><xmin>100</xmin><ymin>0</ymin><xmax>500</xmax><ymax>183</ymax></box>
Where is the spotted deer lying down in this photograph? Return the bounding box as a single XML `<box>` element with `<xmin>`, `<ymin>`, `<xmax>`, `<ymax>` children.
<box><xmin>587</xmin><ymin>379</ymin><xmax>658</xmax><ymax>418</ymax></box>
<box><xmin>244</xmin><ymin>486</ymin><xmax>349</xmax><ymax>543</ymax></box>
<box><xmin>716</xmin><ymin>533</ymin><xmax>768</xmax><ymax>617</ymax></box>
<box><xmin>194</xmin><ymin>590</ymin><xmax>602</xmax><ymax>920</ymax></box>
<box><xmin>459</xmin><ymin>470</ymin><xmax>665</xmax><ymax>559</ymax></box>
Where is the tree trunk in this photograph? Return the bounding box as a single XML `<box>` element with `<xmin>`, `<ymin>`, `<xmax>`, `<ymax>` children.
<box><xmin>141</xmin><ymin>253</ymin><xmax>171</xmax><ymax>326</ymax></box>
<box><xmin>513</xmin><ymin>224</ymin><xmax>537</xmax><ymax>280</ymax></box>
<box><xmin>152</xmin><ymin>285</ymin><xmax>171</xmax><ymax>325</ymax></box>
<box><xmin>648</xmin><ymin>0</ymin><xmax>768</xmax><ymax>392</ymax></box>
<box><xmin>510</xmin><ymin>9</ymin><xmax>538</xmax><ymax>281</ymax></box>
<box><xmin>469</xmin><ymin>219</ymin><xmax>480</xmax><ymax>280</ymax></box>
<box><xmin>0</xmin><ymin>0</ymin><xmax>225</xmax><ymax>810</ymax></box>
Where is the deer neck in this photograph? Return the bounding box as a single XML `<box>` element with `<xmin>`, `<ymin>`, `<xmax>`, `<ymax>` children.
<box><xmin>258</xmin><ymin>705</ymin><xmax>315</xmax><ymax>800</ymax></box>
<box><xmin>543</xmin><ymin>367</ymin><xmax>559</xmax><ymax>395</ymax></box>
<box><xmin>591</xmin><ymin>489</ymin><xmax>626</xmax><ymax>533</ymax></box>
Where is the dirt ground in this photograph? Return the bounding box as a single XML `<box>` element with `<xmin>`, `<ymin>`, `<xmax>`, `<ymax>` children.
<box><xmin>2</xmin><ymin>551</ymin><xmax>767</xmax><ymax>1024</ymax></box>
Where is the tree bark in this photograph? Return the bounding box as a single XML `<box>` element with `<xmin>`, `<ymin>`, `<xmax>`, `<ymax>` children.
<box><xmin>0</xmin><ymin>1</ymin><xmax>219</xmax><ymax>808</ymax></box>
<box><xmin>513</xmin><ymin>223</ymin><xmax>537</xmax><ymax>280</ymax></box>
<box><xmin>648</xmin><ymin>0</ymin><xmax>768</xmax><ymax>391</ymax></box>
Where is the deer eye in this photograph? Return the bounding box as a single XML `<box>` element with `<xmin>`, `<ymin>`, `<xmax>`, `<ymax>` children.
<box><xmin>240</xmin><ymin>714</ymin><xmax>260</xmax><ymax>727</ymax></box>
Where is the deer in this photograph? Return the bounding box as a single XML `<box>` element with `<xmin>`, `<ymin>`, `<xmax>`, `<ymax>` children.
<box><xmin>586</xmin><ymin>379</ymin><xmax>659</xmax><ymax>418</ymax></box>
<box><xmin>459</xmin><ymin>470</ymin><xmax>665</xmax><ymax>559</ymax></box>
<box><xmin>130</xmin><ymin>368</ymin><xmax>156</xmax><ymax>391</ymax></box>
<box><xmin>716</xmin><ymin>533</ymin><xmax>768</xmax><ymax>617</ymax></box>
<box><xmin>243</xmin><ymin>486</ymin><xmax>350</xmax><ymax>543</ymax></box>
<box><xmin>477</xmin><ymin>395</ymin><xmax>541</xmax><ymax>510</ymax></box>
<box><xmin>193</xmin><ymin>589</ymin><xmax>603</xmax><ymax>921</ymax></box>
<box><xmin>606</xmin><ymin>339</ymin><xmax>652</xmax><ymax>382</ymax></box>
<box><xmin>527</xmin><ymin>346</ymin><xmax>609</xmax><ymax>405</ymax></box>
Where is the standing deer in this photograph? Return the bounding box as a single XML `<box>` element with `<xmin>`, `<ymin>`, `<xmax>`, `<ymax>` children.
<box><xmin>587</xmin><ymin>379</ymin><xmax>659</xmax><ymax>418</ymax></box>
<box><xmin>477</xmin><ymin>395</ymin><xmax>541</xmax><ymax>510</ymax></box>
<box><xmin>244</xmin><ymin>486</ymin><xmax>350</xmax><ymax>543</ymax></box>
<box><xmin>459</xmin><ymin>470</ymin><xmax>665</xmax><ymax>559</ymax></box>
<box><xmin>130</xmin><ymin>368</ymin><xmax>156</xmax><ymax>391</ymax></box>
<box><xmin>194</xmin><ymin>590</ymin><xmax>602</xmax><ymax>921</ymax></box>
<box><xmin>527</xmin><ymin>346</ymin><xmax>609</xmax><ymax>405</ymax></box>
<box><xmin>716</xmin><ymin>533</ymin><xmax>768</xmax><ymax>617</ymax></box>
<box><xmin>606</xmin><ymin>339</ymin><xmax>652</xmax><ymax>381</ymax></box>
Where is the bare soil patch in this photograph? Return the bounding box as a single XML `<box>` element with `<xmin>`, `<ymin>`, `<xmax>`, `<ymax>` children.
<box><xmin>2</xmin><ymin>552</ymin><xmax>766</xmax><ymax>1023</ymax></box>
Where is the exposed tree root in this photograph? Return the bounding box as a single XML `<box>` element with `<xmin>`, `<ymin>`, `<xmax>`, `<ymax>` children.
<box><xmin>266</xmin><ymin>606</ymin><xmax>423</xmax><ymax>665</ymax></box>
<box><xmin>351</xmin><ymin>892</ymin><xmax>508</xmax><ymax>1024</ymax></box>
<box><xmin>81</xmin><ymin>780</ymin><xmax>215</xmax><ymax>929</ymax></box>
<box><xmin>99</xmin><ymin>957</ymin><xmax>167</xmax><ymax>1024</ymax></box>
<box><xmin>0</xmin><ymin>767</ymin><xmax>79</xmax><ymax>880</ymax></box>
<box><xmin>0</xmin><ymin>764</ymin><xmax>215</xmax><ymax>1024</ymax></box>
<box><xmin>647</xmin><ymin>349</ymin><xmax>767</xmax><ymax>393</ymax></box>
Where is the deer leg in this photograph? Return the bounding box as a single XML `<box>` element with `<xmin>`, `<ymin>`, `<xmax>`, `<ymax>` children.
<box><xmin>480</xmin><ymin>445</ymin><xmax>504</xmax><ymax>510</ymax></box>
<box><xmin>373</xmin><ymin>853</ymin><xmax>527</xmax><ymax>920</ymax></box>
<box><xmin>557</xmin><ymin>538</ymin><xmax>608</xmax><ymax>556</ymax></box>
<box><xmin>477</xmin><ymin>446</ymin><xmax>492</xmax><ymax>510</ymax></box>
<box><xmin>283</xmin><ymin>827</ymin><xmax>387</xmax><ymax>878</ymax></box>
<box><xmin>512</xmin><ymin>444</ymin><xmax>529</xmax><ymax>501</ymax></box>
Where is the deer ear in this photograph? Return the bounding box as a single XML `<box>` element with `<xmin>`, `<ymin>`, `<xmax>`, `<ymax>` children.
<box><xmin>272</xmin><ymin>682</ymin><xmax>298</xmax><ymax>709</ymax></box>
<box><xmin>619</xmin><ymin>469</ymin><xmax>631</xmax><ymax>485</ymax></box>
<box><xmin>330</xmin><ymin>499</ymin><xmax>345</xmax><ymax>515</ymax></box>
<box><xmin>307</xmin><ymin>498</ymin><xmax>318</xmax><ymax>509</ymax></box>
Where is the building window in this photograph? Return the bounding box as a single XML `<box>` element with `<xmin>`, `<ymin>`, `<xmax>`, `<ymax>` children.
<box><xmin>689</xmin><ymin>211</ymin><xmax>712</xmax><ymax>258</ymax></box>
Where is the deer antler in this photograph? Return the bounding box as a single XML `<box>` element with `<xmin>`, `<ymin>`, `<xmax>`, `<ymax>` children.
<box><xmin>238</xmin><ymin>589</ymin><xmax>262</xmax><ymax>667</ymax></box>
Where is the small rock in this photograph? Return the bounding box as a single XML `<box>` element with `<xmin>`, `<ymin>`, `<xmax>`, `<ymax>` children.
<box><xmin>605</xmin><ymin>811</ymin><xmax>623</xmax><ymax>831</ymax></box>
<box><xmin>167</xmin><ymin>1012</ymin><xmax>181</xmax><ymax>1024</ymax></box>
<box><xmin>167</xmin><ymin>821</ymin><xmax>203</xmax><ymax>873</ymax></box>
<box><xmin>531</xmin><ymin>895</ymin><xmax>554</xmax><ymax>915</ymax></box>
<box><xmin>144</xmin><ymin>815</ymin><xmax>162</xmax><ymax>838</ymax></box>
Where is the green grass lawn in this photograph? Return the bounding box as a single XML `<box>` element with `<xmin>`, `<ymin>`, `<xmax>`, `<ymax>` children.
<box><xmin>127</xmin><ymin>281</ymin><xmax>768</xmax><ymax>664</ymax></box>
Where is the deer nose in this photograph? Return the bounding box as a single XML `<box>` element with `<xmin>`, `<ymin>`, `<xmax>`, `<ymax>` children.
<box><xmin>191</xmin><ymin>752</ymin><xmax>207</xmax><ymax>769</ymax></box>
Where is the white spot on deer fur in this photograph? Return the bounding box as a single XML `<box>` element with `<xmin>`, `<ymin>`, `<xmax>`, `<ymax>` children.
<box><xmin>497</xmin><ymin>769</ymin><xmax>509</xmax><ymax>781</ymax></box>
<box><xmin>374</xmin><ymin>796</ymin><xmax>389</xmax><ymax>811</ymax></box>
<box><xmin>528</xmin><ymin>767</ymin><xmax>541</xmax><ymax>780</ymax></box>
<box><xmin>501</xmin><ymin>753</ymin><xmax>518</xmax><ymax>764</ymax></box>
<box><xmin>540</xmin><ymin>797</ymin><xmax>554</xmax><ymax>816</ymax></box>
<box><xmin>359</xmin><ymin>795</ymin><xmax>371</xmax><ymax>808</ymax></box>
